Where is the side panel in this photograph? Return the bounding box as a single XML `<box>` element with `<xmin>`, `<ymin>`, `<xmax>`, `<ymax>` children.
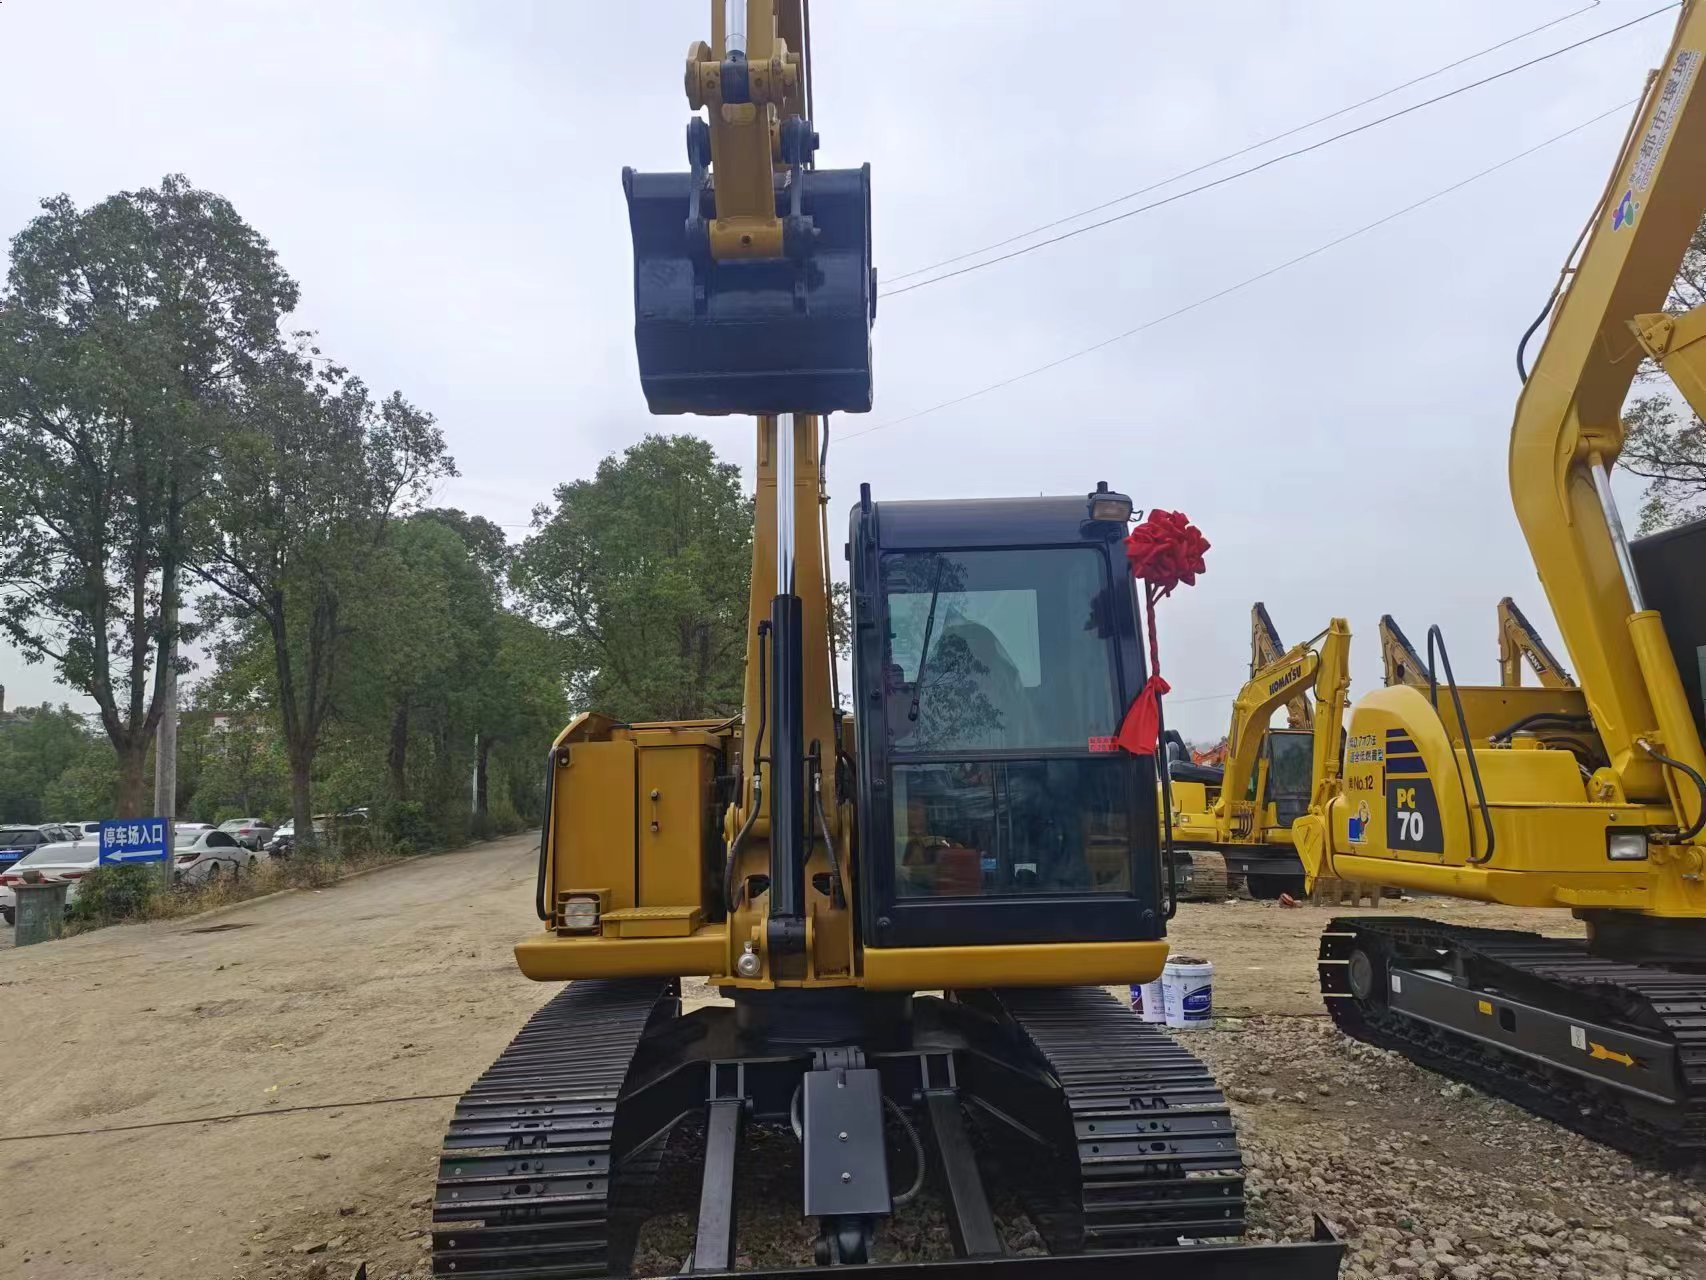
<box><xmin>555</xmin><ymin>739</ymin><xmax>638</xmax><ymax>911</ymax></box>
<box><xmin>636</xmin><ymin>742</ymin><xmax>718</xmax><ymax>911</ymax></box>
<box><xmin>1338</xmin><ymin>686</ymin><xmax>1472</xmax><ymax>867</ymax></box>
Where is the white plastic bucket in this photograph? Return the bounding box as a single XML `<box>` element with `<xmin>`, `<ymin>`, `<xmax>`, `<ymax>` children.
<box><xmin>1161</xmin><ymin>955</ymin><xmax>1213</xmax><ymax>1029</ymax></box>
<box><xmin>1129</xmin><ymin>979</ymin><xmax>1166</xmax><ymax>1023</ymax></box>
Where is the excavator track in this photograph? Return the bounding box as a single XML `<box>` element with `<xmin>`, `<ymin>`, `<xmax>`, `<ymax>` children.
<box><xmin>1319</xmin><ymin>917</ymin><xmax>1706</xmax><ymax>1162</ymax></box>
<box><xmin>981</xmin><ymin>987</ymin><xmax>1246</xmax><ymax>1250</ymax></box>
<box><xmin>432</xmin><ymin>977</ymin><xmax>677</xmax><ymax>1279</ymax></box>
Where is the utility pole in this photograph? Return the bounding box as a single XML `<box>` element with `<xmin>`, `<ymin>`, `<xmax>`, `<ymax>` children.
<box><xmin>154</xmin><ymin>595</ymin><xmax>178</xmax><ymax>893</ymax></box>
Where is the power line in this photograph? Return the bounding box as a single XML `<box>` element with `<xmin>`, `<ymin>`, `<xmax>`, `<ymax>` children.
<box><xmin>0</xmin><ymin>1090</ymin><xmax>464</xmax><ymax>1144</ymax></box>
<box><xmin>841</xmin><ymin>99</ymin><xmax>1636</xmax><ymax>444</ymax></box>
<box><xmin>880</xmin><ymin>5</ymin><xmax>1673</xmax><ymax>300</ymax></box>
<box><xmin>883</xmin><ymin>0</ymin><xmax>1604</xmax><ymax>287</ymax></box>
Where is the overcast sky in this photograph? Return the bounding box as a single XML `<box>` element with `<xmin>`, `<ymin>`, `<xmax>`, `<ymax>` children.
<box><xmin>0</xmin><ymin>0</ymin><xmax>1679</xmax><ymax>741</ymax></box>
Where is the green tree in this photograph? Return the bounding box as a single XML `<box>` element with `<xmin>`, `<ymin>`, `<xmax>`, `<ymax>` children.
<box><xmin>0</xmin><ymin>704</ymin><xmax>103</xmax><ymax>820</ymax></box>
<box><xmin>348</xmin><ymin>513</ymin><xmax>496</xmax><ymax>804</ymax></box>
<box><xmin>1622</xmin><ymin>215</ymin><xmax>1706</xmax><ymax>533</ymax></box>
<box><xmin>0</xmin><ymin>175</ymin><xmax>297</xmax><ymax>812</ymax></box>
<box><xmin>193</xmin><ymin>350</ymin><xmax>454</xmax><ymax>853</ymax></box>
<box><xmin>187</xmin><ymin>724</ymin><xmax>291</xmax><ymax>823</ymax></box>
<box><xmin>41</xmin><ymin>736</ymin><xmax>123</xmax><ymax>819</ymax></box>
<box><xmin>514</xmin><ymin>434</ymin><xmax>752</xmax><ymax>722</ymax></box>
<box><xmin>472</xmin><ymin>612</ymin><xmax>569</xmax><ymax>827</ymax></box>
<box><xmin>418</xmin><ymin>508</ymin><xmax>511</xmax><ymax>584</ymax></box>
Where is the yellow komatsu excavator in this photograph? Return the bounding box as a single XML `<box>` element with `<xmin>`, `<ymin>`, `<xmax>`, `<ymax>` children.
<box><xmin>431</xmin><ymin>5</ymin><xmax>1343</xmax><ymax>1276</ymax></box>
<box><xmin>1381</xmin><ymin>600</ymin><xmax>1575</xmax><ymax>691</ymax></box>
<box><xmin>1168</xmin><ymin>610</ymin><xmax>1351</xmax><ymax>899</ymax></box>
<box><xmin>1299</xmin><ymin>1</ymin><xmax>1706</xmax><ymax>1160</ymax></box>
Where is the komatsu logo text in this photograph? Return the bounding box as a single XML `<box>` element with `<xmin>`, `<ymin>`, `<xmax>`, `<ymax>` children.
<box><xmin>1268</xmin><ymin>667</ymin><xmax>1304</xmax><ymax>697</ymax></box>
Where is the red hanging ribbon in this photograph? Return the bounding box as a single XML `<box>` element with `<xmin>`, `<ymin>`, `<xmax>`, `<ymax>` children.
<box><xmin>1116</xmin><ymin>510</ymin><xmax>1209</xmax><ymax>757</ymax></box>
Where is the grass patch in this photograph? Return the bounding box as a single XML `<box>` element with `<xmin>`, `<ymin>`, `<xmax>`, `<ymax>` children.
<box><xmin>63</xmin><ymin>847</ymin><xmax>409</xmax><ymax>934</ymax></box>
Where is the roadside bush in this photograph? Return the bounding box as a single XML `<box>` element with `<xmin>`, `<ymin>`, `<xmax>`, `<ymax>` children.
<box><xmin>382</xmin><ymin>799</ymin><xmax>436</xmax><ymax>852</ymax></box>
<box><xmin>68</xmin><ymin>864</ymin><xmax>161</xmax><ymax>925</ymax></box>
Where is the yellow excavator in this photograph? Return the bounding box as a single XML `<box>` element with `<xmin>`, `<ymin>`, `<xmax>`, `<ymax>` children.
<box><xmin>1168</xmin><ymin>609</ymin><xmax>1351</xmax><ymax>899</ymax></box>
<box><xmin>432</xmin><ymin>4</ymin><xmax>1342</xmax><ymax>1275</ymax></box>
<box><xmin>1301</xmin><ymin>1</ymin><xmax>1706</xmax><ymax>1160</ymax></box>
<box><xmin>1380</xmin><ymin>600</ymin><xmax>1575</xmax><ymax>690</ymax></box>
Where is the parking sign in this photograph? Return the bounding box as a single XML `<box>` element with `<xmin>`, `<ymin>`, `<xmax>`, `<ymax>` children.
<box><xmin>99</xmin><ymin>819</ymin><xmax>169</xmax><ymax>865</ymax></box>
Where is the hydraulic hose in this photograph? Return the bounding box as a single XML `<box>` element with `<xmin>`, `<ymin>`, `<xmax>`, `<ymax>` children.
<box><xmin>723</xmin><ymin>621</ymin><xmax>772</xmax><ymax>913</ymax></box>
<box><xmin>1638</xmin><ymin>738</ymin><xmax>1706</xmax><ymax>842</ymax></box>
<box><xmin>810</xmin><ymin>743</ymin><xmax>846</xmax><ymax>909</ymax></box>
<box><xmin>1489</xmin><ymin>710</ymin><xmax>1596</xmax><ymax>743</ymax></box>
<box><xmin>724</xmin><ymin>769</ymin><xmax>762</xmax><ymax>914</ymax></box>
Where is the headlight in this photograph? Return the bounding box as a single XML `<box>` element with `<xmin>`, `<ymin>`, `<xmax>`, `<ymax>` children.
<box><xmin>559</xmin><ymin>893</ymin><xmax>600</xmax><ymax>933</ymax></box>
<box><xmin>1086</xmin><ymin>481</ymin><xmax>1133</xmax><ymax>524</ymax></box>
<box><xmin>1606</xmin><ymin>830</ymin><xmax>1649</xmax><ymax>862</ymax></box>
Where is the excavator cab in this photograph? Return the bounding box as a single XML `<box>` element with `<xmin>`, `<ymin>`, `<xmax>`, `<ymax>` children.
<box><xmin>1632</xmin><ymin>513</ymin><xmax>1706</xmax><ymax>746</ymax></box>
<box><xmin>848</xmin><ymin>491</ymin><xmax>1166</xmax><ymax>952</ymax></box>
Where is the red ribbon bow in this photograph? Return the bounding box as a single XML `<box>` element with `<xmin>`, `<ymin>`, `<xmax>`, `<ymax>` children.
<box><xmin>1116</xmin><ymin>510</ymin><xmax>1209</xmax><ymax>757</ymax></box>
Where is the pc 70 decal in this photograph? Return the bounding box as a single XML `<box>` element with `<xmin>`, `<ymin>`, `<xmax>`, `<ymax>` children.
<box><xmin>1384</xmin><ymin>728</ymin><xmax>1443</xmax><ymax>853</ymax></box>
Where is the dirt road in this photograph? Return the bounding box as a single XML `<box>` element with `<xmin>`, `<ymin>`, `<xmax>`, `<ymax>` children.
<box><xmin>2</xmin><ymin>841</ymin><xmax>1701</xmax><ymax>1280</ymax></box>
<box><xmin>0</xmin><ymin>833</ymin><xmax>554</xmax><ymax>1280</ymax></box>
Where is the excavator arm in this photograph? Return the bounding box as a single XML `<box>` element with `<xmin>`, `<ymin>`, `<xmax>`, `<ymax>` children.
<box><xmin>1378</xmin><ymin>614</ymin><xmax>1429</xmax><ymax>689</ymax></box>
<box><xmin>1217</xmin><ymin>620</ymin><xmax>1351</xmax><ymax>838</ymax></box>
<box><xmin>1496</xmin><ymin>595</ymin><xmax>1576</xmax><ymax>689</ymax></box>
<box><xmin>1253</xmin><ymin>601</ymin><xmax>1313</xmax><ymax>729</ymax></box>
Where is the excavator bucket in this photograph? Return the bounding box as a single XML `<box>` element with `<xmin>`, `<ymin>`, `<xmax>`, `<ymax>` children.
<box><xmin>623</xmin><ymin>164</ymin><xmax>874</xmax><ymax>416</ymax></box>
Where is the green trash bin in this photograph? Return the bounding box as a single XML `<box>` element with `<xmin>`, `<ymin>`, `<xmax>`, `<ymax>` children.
<box><xmin>14</xmin><ymin>875</ymin><xmax>70</xmax><ymax>946</ymax></box>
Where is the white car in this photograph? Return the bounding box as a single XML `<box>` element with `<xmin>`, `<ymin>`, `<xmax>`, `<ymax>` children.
<box><xmin>174</xmin><ymin>827</ymin><xmax>267</xmax><ymax>884</ymax></box>
<box><xmin>217</xmin><ymin>817</ymin><xmax>274</xmax><ymax>851</ymax></box>
<box><xmin>0</xmin><ymin>839</ymin><xmax>99</xmax><ymax>924</ymax></box>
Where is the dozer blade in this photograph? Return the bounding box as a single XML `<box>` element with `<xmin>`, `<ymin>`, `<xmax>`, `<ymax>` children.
<box><xmin>685</xmin><ymin>1217</ymin><xmax>1344</xmax><ymax>1279</ymax></box>
<box><xmin>623</xmin><ymin>165</ymin><xmax>874</xmax><ymax>416</ymax></box>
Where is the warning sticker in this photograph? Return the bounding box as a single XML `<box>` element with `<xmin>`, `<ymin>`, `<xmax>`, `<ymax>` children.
<box><xmin>1631</xmin><ymin>49</ymin><xmax>1702</xmax><ymax>194</ymax></box>
<box><xmin>1570</xmin><ymin>1024</ymin><xmax>1587</xmax><ymax>1052</ymax></box>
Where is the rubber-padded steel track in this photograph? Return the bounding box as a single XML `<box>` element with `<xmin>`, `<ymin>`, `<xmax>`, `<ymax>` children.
<box><xmin>432</xmin><ymin>978</ymin><xmax>674</xmax><ymax>1278</ymax></box>
<box><xmin>991</xmin><ymin>987</ymin><xmax>1245</xmax><ymax>1249</ymax></box>
<box><xmin>1320</xmin><ymin>916</ymin><xmax>1706</xmax><ymax>1162</ymax></box>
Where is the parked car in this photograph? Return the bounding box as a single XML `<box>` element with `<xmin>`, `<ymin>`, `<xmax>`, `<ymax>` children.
<box><xmin>67</xmin><ymin>820</ymin><xmax>104</xmax><ymax>839</ymax></box>
<box><xmin>174</xmin><ymin>827</ymin><xmax>267</xmax><ymax>884</ymax></box>
<box><xmin>264</xmin><ymin>817</ymin><xmax>330</xmax><ymax>858</ymax></box>
<box><xmin>0</xmin><ymin>839</ymin><xmax>99</xmax><ymax>925</ymax></box>
<box><xmin>217</xmin><ymin>817</ymin><xmax>274</xmax><ymax>851</ymax></box>
<box><xmin>0</xmin><ymin>825</ymin><xmax>67</xmax><ymax>877</ymax></box>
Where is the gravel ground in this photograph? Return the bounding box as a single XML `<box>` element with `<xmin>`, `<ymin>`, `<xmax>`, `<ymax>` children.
<box><xmin>1197</xmin><ymin>1016</ymin><xmax>1706</xmax><ymax>1279</ymax></box>
<box><xmin>4</xmin><ymin>846</ymin><xmax>1702</xmax><ymax>1280</ymax></box>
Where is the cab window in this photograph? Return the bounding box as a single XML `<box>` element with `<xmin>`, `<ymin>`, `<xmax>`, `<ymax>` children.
<box><xmin>883</xmin><ymin>548</ymin><xmax>1121</xmax><ymax>755</ymax></box>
